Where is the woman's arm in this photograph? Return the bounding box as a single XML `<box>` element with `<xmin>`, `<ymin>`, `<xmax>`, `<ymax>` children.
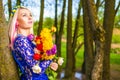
<box><xmin>14</xmin><ymin>36</ymin><xmax>52</xmax><ymax>73</ymax></box>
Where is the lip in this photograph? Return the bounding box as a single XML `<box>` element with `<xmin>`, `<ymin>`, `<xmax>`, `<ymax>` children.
<box><xmin>28</xmin><ymin>21</ymin><xmax>33</xmax><ymax>24</ymax></box>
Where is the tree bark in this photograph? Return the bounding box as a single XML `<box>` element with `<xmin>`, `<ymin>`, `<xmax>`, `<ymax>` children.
<box><xmin>72</xmin><ymin>0</ymin><xmax>82</xmax><ymax>56</ymax></box>
<box><xmin>72</xmin><ymin>0</ymin><xmax>82</xmax><ymax>75</ymax></box>
<box><xmin>37</xmin><ymin>0</ymin><xmax>44</xmax><ymax>35</ymax></box>
<box><xmin>0</xmin><ymin>1</ymin><xmax>19</xmax><ymax>80</ymax></box>
<box><xmin>82</xmin><ymin>0</ymin><xmax>94</xmax><ymax>79</ymax></box>
<box><xmin>56</xmin><ymin>0</ymin><xmax>66</xmax><ymax>78</ymax></box>
<box><xmin>56</xmin><ymin>0</ymin><xmax>66</xmax><ymax>57</ymax></box>
<box><xmin>64</xmin><ymin>0</ymin><xmax>74</xmax><ymax>79</ymax></box>
<box><xmin>102</xmin><ymin>0</ymin><xmax>115</xmax><ymax>80</ymax></box>
<box><xmin>54</xmin><ymin>0</ymin><xmax>58</xmax><ymax>45</ymax></box>
<box><xmin>8</xmin><ymin>0</ymin><xmax>12</xmax><ymax>19</ymax></box>
<box><xmin>86</xmin><ymin>0</ymin><xmax>105</xmax><ymax>80</ymax></box>
<box><xmin>54</xmin><ymin>0</ymin><xmax>59</xmax><ymax>56</ymax></box>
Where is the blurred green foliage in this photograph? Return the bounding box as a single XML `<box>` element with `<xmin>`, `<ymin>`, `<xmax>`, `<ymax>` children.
<box><xmin>112</xmin><ymin>35</ymin><xmax>120</xmax><ymax>43</ymax></box>
<box><xmin>33</xmin><ymin>16</ymin><xmax>120</xmax><ymax>70</ymax></box>
<box><xmin>110</xmin><ymin>53</ymin><xmax>120</xmax><ymax>65</ymax></box>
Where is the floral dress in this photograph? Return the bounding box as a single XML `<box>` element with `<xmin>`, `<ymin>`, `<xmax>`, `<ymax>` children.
<box><xmin>12</xmin><ymin>34</ymin><xmax>52</xmax><ymax>80</ymax></box>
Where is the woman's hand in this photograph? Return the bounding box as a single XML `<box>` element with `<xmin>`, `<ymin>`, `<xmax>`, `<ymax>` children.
<box><xmin>50</xmin><ymin>62</ymin><xmax>58</xmax><ymax>71</ymax></box>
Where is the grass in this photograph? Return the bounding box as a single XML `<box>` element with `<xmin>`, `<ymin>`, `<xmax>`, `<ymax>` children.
<box><xmin>110</xmin><ymin>53</ymin><xmax>120</xmax><ymax>72</ymax></box>
<box><xmin>61</xmin><ymin>42</ymin><xmax>84</xmax><ymax>69</ymax></box>
<box><xmin>110</xmin><ymin>53</ymin><xmax>120</xmax><ymax>65</ymax></box>
<box><xmin>61</xmin><ymin>42</ymin><xmax>120</xmax><ymax>69</ymax></box>
<box><xmin>75</xmin><ymin>48</ymin><xmax>84</xmax><ymax>68</ymax></box>
<box><xmin>112</xmin><ymin>35</ymin><xmax>120</xmax><ymax>43</ymax></box>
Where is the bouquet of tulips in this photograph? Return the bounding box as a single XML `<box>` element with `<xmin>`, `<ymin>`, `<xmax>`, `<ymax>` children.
<box><xmin>32</xmin><ymin>27</ymin><xmax>57</xmax><ymax>60</ymax></box>
<box><xmin>28</xmin><ymin>26</ymin><xmax>64</xmax><ymax>79</ymax></box>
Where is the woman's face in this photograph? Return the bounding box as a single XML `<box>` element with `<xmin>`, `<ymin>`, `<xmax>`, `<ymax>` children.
<box><xmin>17</xmin><ymin>8</ymin><xmax>33</xmax><ymax>29</ymax></box>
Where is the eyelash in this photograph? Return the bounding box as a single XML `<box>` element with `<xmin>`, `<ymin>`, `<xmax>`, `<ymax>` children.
<box><xmin>23</xmin><ymin>14</ymin><xmax>26</xmax><ymax>17</ymax></box>
<box><xmin>23</xmin><ymin>14</ymin><xmax>32</xmax><ymax>17</ymax></box>
<box><xmin>30</xmin><ymin>14</ymin><xmax>32</xmax><ymax>17</ymax></box>
<box><xmin>22</xmin><ymin>14</ymin><xmax>32</xmax><ymax>17</ymax></box>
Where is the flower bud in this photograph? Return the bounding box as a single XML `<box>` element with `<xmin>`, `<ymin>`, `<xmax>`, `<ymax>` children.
<box><xmin>58</xmin><ymin>57</ymin><xmax>64</xmax><ymax>66</ymax></box>
<box><xmin>32</xmin><ymin>65</ymin><xmax>41</xmax><ymax>74</ymax></box>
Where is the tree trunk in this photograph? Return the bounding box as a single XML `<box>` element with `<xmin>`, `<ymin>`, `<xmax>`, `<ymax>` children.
<box><xmin>37</xmin><ymin>0</ymin><xmax>44</xmax><ymax>35</ymax></box>
<box><xmin>0</xmin><ymin>1</ymin><xmax>19</xmax><ymax>80</ymax></box>
<box><xmin>8</xmin><ymin>0</ymin><xmax>12</xmax><ymax>19</ymax></box>
<box><xmin>64</xmin><ymin>0</ymin><xmax>74</xmax><ymax>79</ymax></box>
<box><xmin>56</xmin><ymin>0</ymin><xmax>66</xmax><ymax>78</ymax></box>
<box><xmin>83</xmin><ymin>0</ymin><xmax>115</xmax><ymax>80</ymax></box>
<box><xmin>72</xmin><ymin>0</ymin><xmax>82</xmax><ymax>74</ymax></box>
<box><xmin>54</xmin><ymin>0</ymin><xmax>57</xmax><ymax>29</ymax></box>
<box><xmin>86</xmin><ymin>0</ymin><xmax>105</xmax><ymax>80</ymax></box>
<box><xmin>55</xmin><ymin>0</ymin><xmax>58</xmax><ymax>47</ymax></box>
<box><xmin>82</xmin><ymin>0</ymin><xmax>94</xmax><ymax>79</ymax></box>
<box><xmin>54</xmin><ymin>0</ymin><xmax>59</xmax><ymax>56</ymax></box>
<box><xmin>56</xmin><ymin>0</ymin><xmax>66</xmax><ymax>57</ymax></box>
<box><xmin>102</xmin><ymin>0</ymin><xmax>115</xmax><ymax>80</ymax></box>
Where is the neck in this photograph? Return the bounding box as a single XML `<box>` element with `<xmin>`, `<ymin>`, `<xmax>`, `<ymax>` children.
<box><xmin>17</xmin><ymin>28</ymin><xmax>30</xmax><ymax>37</ymax></box>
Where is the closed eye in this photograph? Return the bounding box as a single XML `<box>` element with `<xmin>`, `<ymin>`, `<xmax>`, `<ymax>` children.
<box><xmin>30</xmin><ymin>14</ymin><xmax>32</xmax><ymax>17</ymax></box>
<box><xmin>22</xmin><ymin>13</ymin><xmax>27</xmax><ymax>17</ymax></box>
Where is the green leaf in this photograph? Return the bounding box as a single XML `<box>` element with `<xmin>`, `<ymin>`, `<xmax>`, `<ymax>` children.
<box><xmin>45</xmin><ymin>67</ymin><xmax>58</xmax><ymax>80</ymax></box>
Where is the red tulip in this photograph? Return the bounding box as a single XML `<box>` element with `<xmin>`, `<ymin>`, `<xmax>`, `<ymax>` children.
<box><xmin>36</xmin><ymin>43</ymin><xmax>43</xmax><ymax>51</ymax></box>
<box><xmin>33</xmin><ymin>53</ymin><xmax>42</xmax><ymax>60</ymax></box>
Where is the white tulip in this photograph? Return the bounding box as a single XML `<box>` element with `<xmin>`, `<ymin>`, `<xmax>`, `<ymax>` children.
<box><xmin>32</xmin><ymin>65</ymin><xmax>41</xmax><ymax>74</ymax></box>
<box><xmin>58</xmin><ymin>57</ymin><xmax>64</xmax><ymax>66</ymax></box>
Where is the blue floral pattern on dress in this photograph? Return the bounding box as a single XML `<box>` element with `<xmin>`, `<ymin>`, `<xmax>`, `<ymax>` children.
<box><xmin>13</xmin><ymin>34</ymin><xmax>52</xmax><ymax>80</ymax></box>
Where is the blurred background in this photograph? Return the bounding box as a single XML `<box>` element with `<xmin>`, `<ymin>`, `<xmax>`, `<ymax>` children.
<box><xmin>0</xmin><ymin>0</ymin><xmax>120</xmax><ymax>80</ymax></box>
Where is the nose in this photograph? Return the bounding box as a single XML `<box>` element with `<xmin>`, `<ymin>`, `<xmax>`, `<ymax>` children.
<box><xmin>28</xmin><ymin>15</ymin><xmax>33</xmax><ymax>20</ymax></box>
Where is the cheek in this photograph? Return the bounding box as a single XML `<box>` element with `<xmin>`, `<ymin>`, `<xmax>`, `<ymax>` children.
<box><xmin>18</xmin><ymin>19</ymin><xmax>27</xmax><ymax>27</ymax></box>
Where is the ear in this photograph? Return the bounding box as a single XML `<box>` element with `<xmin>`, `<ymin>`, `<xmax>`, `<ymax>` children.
<box><xmin>15</xmin><ymin>21</ymin><xmax>19</xmax><ymax>27</ymax></box>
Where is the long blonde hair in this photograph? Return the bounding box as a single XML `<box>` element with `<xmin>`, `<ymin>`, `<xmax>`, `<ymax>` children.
<box><xmin>8</xmin><ymin>6</ymin><xmax>33</xmax><ymax>49</ymax></box>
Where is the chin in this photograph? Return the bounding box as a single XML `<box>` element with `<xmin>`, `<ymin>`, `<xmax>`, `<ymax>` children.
<box><xmin>28</xmin><ymin>25</ymin><xmax>33</xmax><ymax>28</ymax></box>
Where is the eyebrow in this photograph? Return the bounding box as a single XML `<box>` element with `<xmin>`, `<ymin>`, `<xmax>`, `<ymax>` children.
<box><xmin>20</xmin><ymin>12</ymin><xmax>32</xmax><ymax>16</ymax></box>
<box><xmin>19</xmin><ymin>9</ymin><xmax>31</xmax><ymax>15</ymax></box>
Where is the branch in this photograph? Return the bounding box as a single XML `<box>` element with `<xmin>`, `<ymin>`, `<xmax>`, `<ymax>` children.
<box><xmin>115</xmin><ymin>1</ymin><xmax>120</xmax><ymax>15</ymax></box>
<box><xmin>99</xmin><ymin>0</ymin><xmax>104</xmax><ymax>7</ymax></box>
<box><xmin>96</xmin><ymin>0</ymin><xmax>100</xmax><ymax>12</ymax></box>
<box><xmin>76</xmin><ymin>33</ymin><xmax>84</xmax><ymax>38</ymax></box>
<box><xmin>75</xmin><ymin>42</ymin><xmax>84</xmax><ymax>55</ymax></box>
<box><xmin>96</xmin><ymin>0</ymin><xmax>105</xmax><ymax>13</ymax></box>
<box><xmin>87</xmin><ymin>0</ymin><xmax>97</xmax><ymax>31</ymax></box>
